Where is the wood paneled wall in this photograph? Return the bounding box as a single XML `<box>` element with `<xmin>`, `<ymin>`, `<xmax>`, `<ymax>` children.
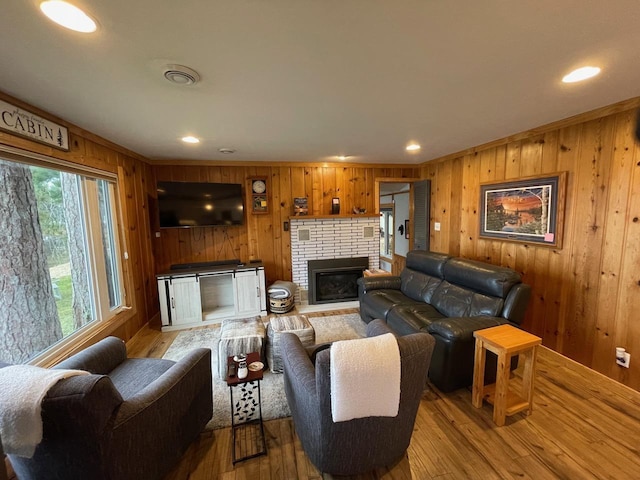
<box><xmin>422</xmin><ymin>99</ymin><xmax>640</xmax><ymax>390</ymax></box>
<box><xmin>151</xmin><ymin>164</ymin><xmax>419</xmax><ymax>290</ymax></box>
<box><xmin>0</xmin><ymin>92</ymin><xmax>156</xmax><ymax>343</ymax></box>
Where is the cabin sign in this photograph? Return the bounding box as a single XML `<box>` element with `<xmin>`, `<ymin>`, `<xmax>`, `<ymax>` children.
<box><xmin>0</xmin><ymin>99</ymin><xmax>69</xmax><ymax>151</ymax></box>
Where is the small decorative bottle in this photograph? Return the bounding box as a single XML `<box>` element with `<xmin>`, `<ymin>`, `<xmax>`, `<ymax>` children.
<box><xmin>237</xmin><ymin>360</ymin><xmax>248</xmax><ymax>379</ymax></box>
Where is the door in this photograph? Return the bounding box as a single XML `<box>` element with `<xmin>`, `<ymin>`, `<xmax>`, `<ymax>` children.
<box><xmin>169</xmin><ymin>276</ymin><xmax>203</xmax><ymax>326</ymax></box>
<box><xmin>234</xmin><ymin>269</ymin><xmax>263</xmax><ymax>316</ymax></box>
<box><xmin>413</xmin><ymin>180</ymin><xmax>431</xmax><ymax>251</ymax></box>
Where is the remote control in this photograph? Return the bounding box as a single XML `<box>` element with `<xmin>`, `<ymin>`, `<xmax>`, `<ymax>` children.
<box><xmin>228</xmin><ymin>362</ymin><xmax>237</xmax><ymax>378</ymax></box>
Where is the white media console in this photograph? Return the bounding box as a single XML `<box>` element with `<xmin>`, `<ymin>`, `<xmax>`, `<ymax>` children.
<box><xmin>156</xmin><ymin>262</ymin><xmax>267</xmax><ymax>331</ymax></box>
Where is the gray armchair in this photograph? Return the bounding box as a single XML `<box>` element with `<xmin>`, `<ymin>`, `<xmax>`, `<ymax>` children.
<box><xmin>6</xmin><ymin>336</ymin><xmax>212</xmax><ymax>480</ymax></box>
<box><xmin>281</xmin><ymin>319</ymin><xmax>435</xmax><ymax>476</ymax></box>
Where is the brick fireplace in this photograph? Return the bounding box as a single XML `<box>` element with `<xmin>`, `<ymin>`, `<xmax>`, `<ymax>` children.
<box><xmin>290</xmin><ymin>215</ymin><xmax>379</xmax><ymax>305</ymax></box>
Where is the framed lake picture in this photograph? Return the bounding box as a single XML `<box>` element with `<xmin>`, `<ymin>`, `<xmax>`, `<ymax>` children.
<box><xmin>479</xmin><ymin>172</ymin><xmax>567</xmax><ymax>248</ymax></box>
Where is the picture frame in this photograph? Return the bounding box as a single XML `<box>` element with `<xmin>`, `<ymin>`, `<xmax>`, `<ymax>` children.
<box><xmin>293</xmin><ymin>197</ymin><xmax>308</xmax><ymax>216</ymax></box>
<box><xmin>479</xmin><ymin>172</ymin><xmax>567</xmax><ymax>248</ymax></box>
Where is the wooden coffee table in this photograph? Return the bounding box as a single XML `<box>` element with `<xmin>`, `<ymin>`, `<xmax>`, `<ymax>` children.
<box><xmin>472</xmin><ymin>324</ymin><xmax>541</xmax><ymax>426</ymax></box>
<box><xmin>225</xmin><ymin>351</ymin><xmax>267</xmax><ymax>463</ymax></box>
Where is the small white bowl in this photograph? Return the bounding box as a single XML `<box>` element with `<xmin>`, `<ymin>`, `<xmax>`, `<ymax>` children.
<box><xmin>248</xmin><ymin>361</ymin><xmax>264</xmax><ymax>372</ymax></box>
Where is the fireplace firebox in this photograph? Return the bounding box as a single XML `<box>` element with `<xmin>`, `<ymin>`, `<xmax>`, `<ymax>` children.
<box><xmin>307</xmin><ymin>257</ymin><xmax>369</xmax><ymax>305</ymax></box>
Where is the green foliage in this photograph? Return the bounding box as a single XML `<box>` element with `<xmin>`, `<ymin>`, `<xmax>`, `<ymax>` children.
<box><xmin>31</xmin><ymin>166</ymin><xmax>69</xmax><ymax>266</ymax></box>
<box><xmin>486</xmin><ymin>210</ymin><xmax>508</xmax><ymax>231</ymax></box>
<box><xmin>53</xmin><ymin>275</ymin><xmax>74</xmax><ymax>337</ymax></box>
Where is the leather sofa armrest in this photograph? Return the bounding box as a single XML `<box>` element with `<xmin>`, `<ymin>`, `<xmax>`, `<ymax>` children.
<box><xmin>357</xmin><ymin>276</ymin><xmax>402</xmax><ymax>293</ymax></box>
<box><xmin>427</xmin><ymin>316</ymin><xmax>512</xmax><ymax>342</ymax></box>
<box><xmin>503</xmin><ymin>283</ymin><xmax>532</xmax><ymax>324</ymax></box>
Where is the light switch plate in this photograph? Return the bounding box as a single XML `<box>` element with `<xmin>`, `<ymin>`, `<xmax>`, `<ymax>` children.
<box><xmin>434</xmin><ymin>222</ymin><xmax>441</xmax><ymax>231</ymax></box>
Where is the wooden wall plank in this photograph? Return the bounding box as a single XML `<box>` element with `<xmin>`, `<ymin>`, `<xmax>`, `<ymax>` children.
<box><xmin>592</xmin><ymin>111</ymin><xmax>635</xmax><ymax>377</ymax></box>
<box><xmin>460</xmin><ymin>154</ymin><xmax>480</xmax><ymax>258</ymax></box>
<box><xmin>562</xmin><ymin>117</ymin><xmax>614</xmax><ymax>365</ymax></box>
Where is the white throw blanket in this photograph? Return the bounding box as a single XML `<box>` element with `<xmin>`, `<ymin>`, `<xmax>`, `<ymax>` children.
<box><xmin>330</xmin><ymin>333</ymin><xmax>401</xmax><ymax>422</ymax></box>
<box><xmin>0</xmin><ymin>365</ymin><xmax>89</xmax><ymax>458</ymax></box>
<box><xmin>267</xmin><ymin>280</ymin><xmax>297</xmax><ymax>299</ymax></box>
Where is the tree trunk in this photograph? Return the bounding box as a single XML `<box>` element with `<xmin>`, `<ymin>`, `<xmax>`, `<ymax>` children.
<box><xmin>541</xmin><ymin>186</ymin><xmax>549</xmax><ymax>234</ymax></box>
<box><xmin>61</xmin><ymin>173</ymin><xmax>93</xmax><ymax>329</ymax></box>
<box><xmin>0</xmin><ymin>160</ymin><xmax>62</xmax><ymax>363</ymax></box>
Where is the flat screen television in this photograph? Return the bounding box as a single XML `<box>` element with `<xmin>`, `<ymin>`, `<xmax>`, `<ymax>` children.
<box><xmin>157</xmin><ymin>181</ymin><xmax>244</xmax><ymax>228</ymax></box>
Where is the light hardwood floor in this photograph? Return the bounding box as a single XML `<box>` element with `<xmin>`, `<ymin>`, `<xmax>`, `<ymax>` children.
<box><xmin>126</xmin><ymin>310</ymin><xmax>640</xmax><ymax>480</ymax></box>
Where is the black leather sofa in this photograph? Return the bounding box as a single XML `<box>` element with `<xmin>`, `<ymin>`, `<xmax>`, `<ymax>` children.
<box><xmin>358</xmin><ymin>250</ymin><xmax>531</xmax><ymax>392</ymax></box>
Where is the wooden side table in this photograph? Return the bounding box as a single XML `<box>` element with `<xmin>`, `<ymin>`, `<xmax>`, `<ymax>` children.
<box><xmin>472</xmin><ymin>324</ymin><xmax>542</xmax><ymax>426</ymax></box>
<box><xmin>226</xmin><ymin>352</ymin><xmax>267</xmax><ymax>463</ymax></box>
<box><xmin>363</xmin><ymin>268</ymin><xmax>392</xmax><ymax>277</ymax></box>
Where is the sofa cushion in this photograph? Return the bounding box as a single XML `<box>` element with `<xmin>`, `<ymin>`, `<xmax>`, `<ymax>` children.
<box><xmin>443</xmin><ymin>258</ymin><xmax>521</xmax><ymax>298</ymax></box>
<box><xmin>430</xmin><ymin>281</ymin><xmax>504</xmax><ymax>318</ymax></box>
<box><xmin>387</xmin><ymin>304</ymin><xmax>445</xmax><ymax>336</ymax></box>
<box><xmin>361</xmin><ymin>289</ymin><xmax>421</xmax><ymax>320</ymax></box>
<box><xmin>406</xmin><ymin>250</ymin><xmax>450</xmax><ymax>277</ymax></box>
<box><xmin>400</xmin><ymin>269</ymin><xmax>442</xmax><ymax>303</ymax></box>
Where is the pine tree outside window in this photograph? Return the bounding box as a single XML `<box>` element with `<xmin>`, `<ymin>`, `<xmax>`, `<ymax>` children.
<box><xmin>0</xmin><ymin>154</ymin><xmax>126</xmax><ymax>364</ymax></box>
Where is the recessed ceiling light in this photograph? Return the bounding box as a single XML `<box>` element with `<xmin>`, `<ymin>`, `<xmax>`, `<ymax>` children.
<box><xmin>406</xmin><ymin>143</ymin><xmax>421</xmax><ymax>152</ymax></box>
<box><xmin>40</xmin><ymin>1</ymin><xmax>97</xmax><ymax>33</ymax></box>
<box><xmin>181</xmin><ymin>136</ymin><xmax>200</xmax><ymax>144</ymax></box>
<box><xmin>562</xmin><ymin>66</ymin><xmax>601</xmax><ymax>83</ymax></box>
<box><xmin>337</xmin><ymin>155</ymin><xmax>350</xmax><ymax>161</ymax></box>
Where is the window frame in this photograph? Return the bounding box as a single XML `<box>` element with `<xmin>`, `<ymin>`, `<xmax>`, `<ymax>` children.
<box><xmin>0</xmin><ymin>144</ymin><xmax>135</xmax><ymax>367</ymax></box>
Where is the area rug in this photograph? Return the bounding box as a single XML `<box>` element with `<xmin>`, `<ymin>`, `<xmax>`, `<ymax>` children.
<box><xmin>162</xmin><ymin>313</ymin><xmax>366</xmax><ymax>429</ymax></box>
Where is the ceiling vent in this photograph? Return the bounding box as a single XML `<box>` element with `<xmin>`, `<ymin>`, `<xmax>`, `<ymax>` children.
<box><xmin>163</xmin><ymin>65</ymin><xmax>200</xmax><ymax>86</ymax></box>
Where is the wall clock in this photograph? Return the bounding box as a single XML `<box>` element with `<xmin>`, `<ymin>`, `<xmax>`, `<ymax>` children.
<box><xmin>252</xmin><ymin>179</ymin><xmax>266</xmax><ymax>194</ymax></box>
<box><xmin>249</xmin><ymin>177</ymin><xmax>268</xmax><ymax>214</ymax></box>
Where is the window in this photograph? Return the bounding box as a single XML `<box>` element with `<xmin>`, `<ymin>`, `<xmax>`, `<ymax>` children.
<box><xmin>380</xmin><ymin>204</ymin><xmax>394</xmax><ymax>259</ymax></box>
<box><xmin>0</xmin><ymin>155</ymin><xmax>125</xmax><ymax>364</ymax></box>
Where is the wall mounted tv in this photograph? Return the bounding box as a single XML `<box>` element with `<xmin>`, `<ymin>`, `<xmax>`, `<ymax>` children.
<box><xmin>157</xmin><ymin>181</ymin><xmax>244</xmax><ymax>228</ymax></box>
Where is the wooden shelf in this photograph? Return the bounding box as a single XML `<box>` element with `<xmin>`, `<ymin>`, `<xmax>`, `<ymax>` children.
<box><xmin>481</xmin><ymin>383</ymin><xmax>531</xmax><ymax>415</ymax></box>
<box><xmin>289</xmin><ymin>213</ymin><xmax>379</xmax><ymax>220</ymax></box>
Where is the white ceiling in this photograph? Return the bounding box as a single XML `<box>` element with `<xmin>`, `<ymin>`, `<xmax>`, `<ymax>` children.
<box><xmin>2</xmin><ymin>1</ymin><xmax>640</xmax><ymax>164</ymax></box>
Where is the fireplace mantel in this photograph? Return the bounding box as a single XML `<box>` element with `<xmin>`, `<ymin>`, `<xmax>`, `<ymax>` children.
<box><xmin>289</xmin><ymin>213</ymin><xmax>379</xmax><ymax>220</ymax></box>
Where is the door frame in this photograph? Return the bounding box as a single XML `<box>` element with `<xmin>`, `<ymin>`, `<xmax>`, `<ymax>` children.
<box><xmin>375</xmin><ymin>177</ymin><xmax>421</xmax><ymax>274</ymax></box>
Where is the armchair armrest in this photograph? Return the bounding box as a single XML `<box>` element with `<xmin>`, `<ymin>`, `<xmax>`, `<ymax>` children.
<box><xmin>114</xmin><ymin>348</ymin><xmax>212</xmax><ymax>426</ymax></box>
<box><xmin>305</xmin><ymin>343</ymin><xmax>332</xmax><ymax>363</ymax></box>
<box><xmin>54</xmin><ymin>336</ymin><xmax>127</xmax><ymax>374</ymax></box>
<box><xmin>281</xmin><ymin>333</ymin><xmax>317</xmax><ymax>397</ymax></box>
<box><xmin>366</xmin><ymin>319</ymin><xmax>395</xmax><ymax>337</ymax></box>
<box><xmin>427</xmin><ymin>316</ymin><xmax>512</xmax><ymax>342</ymax></box>
<box><xmin>357</xmin><ymin>276</ymin><xmax>401</xmax><ymax>293</ymax></box>
<box><xmin>43</xmin><ymin>374</ymin><xmax>124</xmax><ymax>435</ymax></box>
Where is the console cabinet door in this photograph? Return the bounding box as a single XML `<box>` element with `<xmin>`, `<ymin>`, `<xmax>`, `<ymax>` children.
<box><xmin>169</xmin><ymin>276</ymin><xmax>203</xmax><ymax>325</ymax></box>
<box><xmin>234</xmin><ymin>270</ymin><xmax>264</xmax><ymax>316</ymax></box>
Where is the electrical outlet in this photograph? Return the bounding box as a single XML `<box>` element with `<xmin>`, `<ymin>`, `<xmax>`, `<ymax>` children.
<box><xmin>434</xmin><ymin>222</ymin><xmax>441</xmax><ymax>231</ymax></box>
<box><xmin>616</xmin><ymin>347</ymin><xmax>631</xmax><ymax>368</ymax></box>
